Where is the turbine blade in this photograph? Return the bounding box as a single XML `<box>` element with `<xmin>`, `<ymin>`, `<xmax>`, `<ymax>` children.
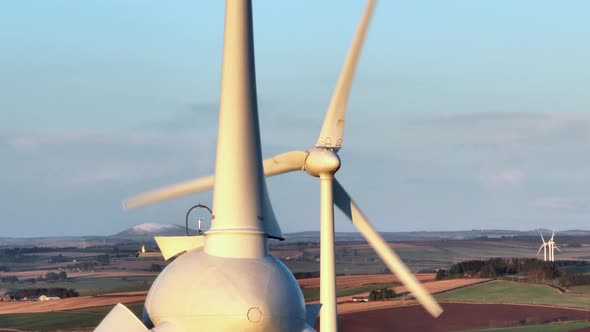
<box><xmin>123</xmin><ymin>176</ymin><xmax>215</xmax><ymax>210</ymax></box>
<box><xmin>155</xmin><ymin>235</ymin><xmax>205</xmax><ymax>260</ymax></box>
<box><xmin>537</xmin><ymin>245</ymin><xmax>544</xmax><ymax>255</ymax></box>
<box><xmin>123</xmin><ymin>150</ymin><xmax>307</xmax><ymax>209</ymax></box>
<box><xmin>539</xmin><ymin>232</ymin><xmax>546</xmax><ymax>243</ymax></box>
<box><xmin>554</xmin><ymin>246</ymin><xmax>561</xmax><ymax>252</ymax></box>
<box><xmin>263</xmin><ymin>150</ymin><xmax>308</xmax><ymax>176</ymax></box>
<box><xmin>305</xmin><ymin>304</ymin><xmax>322</xmax><ymax>328</ymax></box>
<box><xmin>316</xmin><ymin>0</ymin><xmax>377</xmax><ymax>150</ymax></box>
<box><xmin>94</xmin><ymin>303</ymin><xmax>148</xmax><ymax>332</ymax></box>
<box><xmin>332</xmin><ymin>179</ymin><xmax>443</xmax><ymax>318</ymax></box>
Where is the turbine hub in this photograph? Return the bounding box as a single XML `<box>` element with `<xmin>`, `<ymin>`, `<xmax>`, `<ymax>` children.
<box><xmin>304</xmin><ymin>147</ymin><xmax>341</xmax><ymax>177</ymax></box>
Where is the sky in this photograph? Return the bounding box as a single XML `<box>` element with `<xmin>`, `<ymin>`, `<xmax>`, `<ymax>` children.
<box><xmin>1</xmin><ymin>1</ymin><xmax>590</xmax><ymax>237</ymax></box>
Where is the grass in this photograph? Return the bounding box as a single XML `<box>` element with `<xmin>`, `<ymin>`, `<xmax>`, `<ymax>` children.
<box><xmin>301</xmin><ymin>287</ymin><xmax>320</xmax><ymax>302</ymax></box>
<box><xmin>435</xmin><ymin>280</ymin><xmax>590</xmax><ymax>310</ymax></box>
<box><xmin>0</xmin><ymin>276</ymin><xmax>155</xmax><ymax>296</ymax></box>
<box><xmin>562</xmin><ymin>265</ymin><xmax>590</xmax><ymax>275</ymax></box>
<box><xmin>283</xmin><ymin>241</ymin><xmax>552</xmax><ymax>274</ymax></box>
<box><xmin>469</xmin><ymin>320</ymin><xmax>590</xmax><ymax>331</ymax></box>
<box><xmin>0</xmin><ymin>302</ymin><xmax>145</xmax><ymax>331</ymax></box>
<box><xmin>336</xmin><ymin>283</ymin><xmax>399</xmax><ymax>297</ymax></box>
<box><xmin>569</xmin><ymin>284</ymin><xmax>590</xmax><ymax>293</ymax></box>
<box><xmin>282</xmin><ymin>260</ymin><xmax>391</xmax><ymax>275</ymax></box>
<box><xmin>301</xmin><ymin>283</ymin><xmax>399</xmax><ymax>302</ymax></box>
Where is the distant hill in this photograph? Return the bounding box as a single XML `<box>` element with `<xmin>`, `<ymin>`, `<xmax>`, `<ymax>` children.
<box><xmin>282</xmin><ymin>229</ymin><xmax>590</xmax><ymax>243</ymax></box>
<box><xmin>2</xmin><ymin>224</ymin><xmax>590</xmax><ymax>248</ymax></box>
<box><xmin>113</xmin><ymin>223</ymin><xmax>197</xmax><ymax>241</ymax></box>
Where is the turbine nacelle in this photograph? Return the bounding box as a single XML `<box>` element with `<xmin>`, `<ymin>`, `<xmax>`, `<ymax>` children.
<box><xmin>304</xmin><ymin>148</ymin><xmax>341</xmax><ymax>177</ymax></box>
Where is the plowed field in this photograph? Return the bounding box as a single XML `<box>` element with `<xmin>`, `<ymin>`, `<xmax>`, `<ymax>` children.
<box><xmin>338</xmin><ymin>303</ymin><xmax>590</xmax><ymax>332</ymax></box>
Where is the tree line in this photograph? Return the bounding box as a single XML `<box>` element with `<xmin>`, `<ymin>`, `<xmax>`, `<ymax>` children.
<box><xmin>559</xmin><ymin>274</ymin><xmax>590</xmax><ymax>288</ymax></box>
<box><xmin>0</xmin><ymin>271</ymin><xmax>68</xmax><ymax>284</ymax></box>
<box><xmin>436</xmin><ymin>258</ymin><xmax>562</xmax><ymax>280</ymax></box>
<box><xmin>368</xmin><ymin>287</ymin><xmax>396</xmax><ymax>301</ymax></box>
<box><xmin>9</xmin><ymin>287</ymin><xmax>79</xmax><ymax>299</ymax></box>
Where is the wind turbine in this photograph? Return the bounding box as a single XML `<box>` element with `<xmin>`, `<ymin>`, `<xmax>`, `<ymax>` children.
<box><xmin>98</xmin><ymin>0</ymin><xmax>443</xmax><ymax>331</ymax></box>
<box><xmin>548</xmin><ymin>231</ymin><xmax>560</xmax><ymax>262</ymax></box>
<box><xmin>537</xmin><ymin>232</ymin><xmax>548</xmax><ymax>262</ymax></box>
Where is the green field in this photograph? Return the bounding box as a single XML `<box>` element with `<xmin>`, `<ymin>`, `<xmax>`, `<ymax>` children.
<box><xmin>0</xmin><ymin>276</ymin><xmax>155</xmax><ymax>296</ymax></box>
<box><xmin>0</xmin><ymin>303</ymin><xmax>145</xmax><ymax>331</ymax></box>
<box><xmin>282</xmin><ymin>260</ymin><xmax>391</xmax><ymax>275</ymax></box>
<box><xmin>562</xmin><ymin>265</ymin><xmax>590</xmax><ymax>275</ymax></box>
<box><xmin>470</xmin><ymin>320</ymin><xmax>590</xmax><ymax>332</ymax></box>
<box><xmin>301</xmin><ymin>282</ymin><xmax>398</xmax><ymax>301</ymax></box>
<box><xmin>569</xmin><ymin>284</ymin><xmax>590</xmax><ymax>293</ymax></box>
<box><xmin>436</xmin><ymin>280</ymin><xmax>590</xmax><ymax>310</ymax></box>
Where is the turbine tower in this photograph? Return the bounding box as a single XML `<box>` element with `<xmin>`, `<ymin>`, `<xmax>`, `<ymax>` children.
<box><xmin>548</xmin><ymin>231</ymin><xmax>560</xmax><ymax>262</ymax></box>
<box><xmin>537</xmin><ymin>232</ymin><xmax>548</xmax><ymax>262</ymax></box>
<box><xmin>102</xmin><ymin>1</ymin><xmax>443</xmax><ymax>331</ymax></box>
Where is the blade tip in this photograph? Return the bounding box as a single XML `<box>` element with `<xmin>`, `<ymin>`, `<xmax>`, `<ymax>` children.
<box><xmin>122</xmin><ymin>200</ymin><xmax>133</xmax><ymax>210</ymax></box>
<box><xmin>430</xmin><ymin>306</ymin><xmax>444</xmax><ymax>318</ymax></box>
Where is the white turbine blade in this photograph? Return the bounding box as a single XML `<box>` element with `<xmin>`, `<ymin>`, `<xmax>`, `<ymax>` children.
<box><xmin>554</xmin><ymin>246</ymin><xmax>561</xmax><ymax>252</ymax></box>
<box><xmin>94</xmin><ymin>303</ymin><xmax>148</xmax><ymax>332</ymax></box>
<box><xmin>316</xmin><ymin>0</ymin><xmax>377</xmax><ymax>150</ymax></box>
<box><xmin>263</xmin><ymin>150</ymin><xmax>308</xmax><ymax>176</ymax></box>
<box><xmin>123</xmin><ymin>150</ymin><xmax>307</xmax><ymax>209</ymax></box>
<box><xmin>540</xmin><ymin>232</ymin><xmax>546</xmax><ymax>243</ymax></box>
<box><xmin>537</xmin><ymin>245</ymin><xmax>544</xmax><ymax>255</ymax></box>
<box><xmin>155</xmin><ymin>235</ymin><xmax>205</xmax><ymax>260</ymax></box>
<box><xmin>123</xmin><ymin>176</ymin><xmax>215</xmax><ymax>209</ymax></box>
<box><xmin>305</xmin><ymin>304</ymin><xmax>322</xmax><ymax>328</ymax></box>
<box><xmin>332</xmin><ymin>179</ymin><xmax>443</xmax><ymax>318</ymax></box>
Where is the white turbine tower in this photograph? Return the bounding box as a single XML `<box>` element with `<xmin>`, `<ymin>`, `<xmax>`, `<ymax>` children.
<box><xmin>548</xmin><ymin>231</ymin><xmax>560</xmax><ymax>262</ymax></box>
<box><xmin>100</xmin><ymin>0</ymin><xmax>443</xmax><ymax>331</ymax></box>
<box><xmin>537</xmin><ymin>232</ymin><xmax>548</xmax><ymax>262</ymax></box>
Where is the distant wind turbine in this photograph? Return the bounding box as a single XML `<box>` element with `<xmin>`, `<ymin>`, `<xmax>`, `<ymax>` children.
<box><xmin>537</xmin><ymin>232</ymin><xmax>548</xmax><ymax>262</ymax></box>
<box><xmin>548</xmin><ymin>231</ymin><xmax>560</xmax><ymax>262</ymax></box>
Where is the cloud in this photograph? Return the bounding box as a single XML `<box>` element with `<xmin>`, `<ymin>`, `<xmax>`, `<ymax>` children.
<box><xmin>535</xmin><ymin>197</ymin><xmax>576</xmax><ymax>210</ymax></box>
<box><xmin>7</xmin><ymin>132</ymin><xmax>87</xmax><ymax>151</ymax></box>
<box><xmin>480</xmin><ymin>169</ymin><xmax>523</xmax><ymax>186</ymax></box>
<box><xmin>4</xmin><ymin>111</ymin><xmax>590</xmax><ymax>236</ymax></box>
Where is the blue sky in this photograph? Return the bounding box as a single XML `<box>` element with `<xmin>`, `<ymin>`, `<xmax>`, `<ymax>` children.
<box><xmin>2</xmin><ymin>1</ymin><xmax>590</xmax><ymax>236</ymax></box>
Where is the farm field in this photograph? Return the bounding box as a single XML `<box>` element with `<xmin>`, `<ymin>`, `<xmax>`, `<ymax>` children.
<box><xmin>470</xmin><ymin>320</ymin><xmax>590</xmax><ymax>331</ymax></box>
<box><xmin>277</xmin><ymin>238</ymin><xmax>590</xmax><ymax>274</ymax></box>
<box><xmin>2</xmin><ymin>301</ymin><xmax>589</xmax><ymax>331</ymax></box>
<box><xmin>339</xmin><ymin>303</ymin><xmax>590</xmax><ymax>332</ymax></box>
<box><xmin>0</xmin><ymin>303</ymin><xmax>144</xmax><ymax>332</ymax></box>
<box><xmin>569</xmin><ymin>285</ymin><xmax>590</xmax><ymax>293</ymax></box>
<box><xmin>435</xmin><ymin>280</ymin><xmax>590</xmax><ymax>310</ymax></box>
<box><xmin>0</xmin><ymin>273</ymin><xmax>429</xmax><ymax>314</ymax></box>
<box><xmin>562</xmin><ymin>265</ymin><xmax>590</xmax><ymax>275</ymax></box>
<box><xmin>335</xmin><ymin>278</ymin><xmax>491</xmax><ymax>314</ymax></box>
<box><xmin>1</xmin><ymin>237</ymin><xmax>590</xmax><ymax>331</ymax></box>
<box><xmin>297</xmin><ymin>273</ymin><xmax>435</xmax><ymax>289</ymax></box>
<box><xmin>0</xmin><ymin>275</ymin><xmax>155</xmax><ymax>296</ymax></box>
<box><xmin>0</xmin><ymin>291</ymin><xmax>147</xmax><ymax>314</ymax></box>
<box><xmin>302</xmin><ymin>282</ymin><xmax>399</xmax><ymax>302</ymax></box>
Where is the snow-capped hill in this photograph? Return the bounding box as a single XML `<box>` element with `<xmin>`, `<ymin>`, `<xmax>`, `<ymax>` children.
<box><xmin>131</xmin><ymin>223</ymin><xmax>178</xmax><ymax>234</ymax></box>
<box><xmin>114</xmin><ymin>223</ymin><xmax>191</xmax><ymax>238</ymax></box>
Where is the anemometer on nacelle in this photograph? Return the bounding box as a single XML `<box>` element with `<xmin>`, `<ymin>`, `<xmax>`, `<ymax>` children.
<box><xmin>185</xmin><ymin>203</ymin><xmax>212</xmax><ymax>236</ymax></box>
